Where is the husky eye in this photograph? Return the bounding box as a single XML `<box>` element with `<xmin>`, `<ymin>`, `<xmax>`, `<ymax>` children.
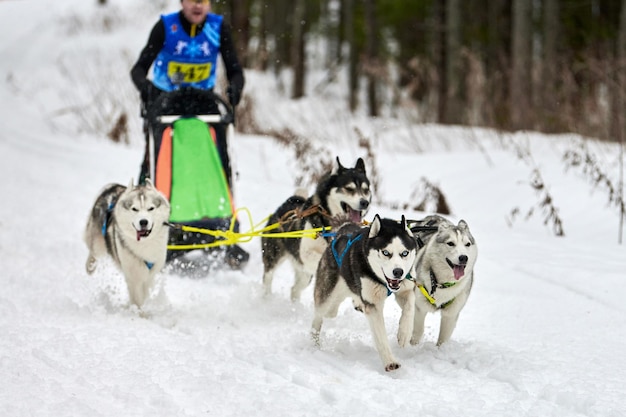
<box><xmin>400</xmin><ymin>250</ymin><xmax>409</xmax><ymax>258</ymax></box>
<box><xmin>381</xmin><ymin>250</ymin><xmax>391</xmax><ymax>257</ymax></box>
<box><xmin>447</xmin><ymin>242</ymin><xmax>455</xmax><ymax>247</ymax></box>
<box><xmin>465</xmin><ymin>242</ymin><xmax>471</xmax><ymax>247</ymax></box>
<box><xmin>131</xmin><ymin>207</ymin><xmax>139</xmax><ymax>212</ymax></box>
<box><xmin>148</xmin><ymin>206</ymin><xmax>155</xmax><ymax>212</ymax></box>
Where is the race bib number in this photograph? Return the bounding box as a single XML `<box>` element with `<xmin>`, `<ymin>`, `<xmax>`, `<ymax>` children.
<box><xmin>167</xmin><ymin>62</ymin><xmax>211</xmax><ymax>83</ymax></box>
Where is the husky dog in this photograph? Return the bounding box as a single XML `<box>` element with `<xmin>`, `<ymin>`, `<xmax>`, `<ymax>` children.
<box><xmin>262</xmin><ymin>157</ymin><xmax>371</xmax><ymax>301</ymax></box>
<box><xmin>83</xmin><ymin>179</ymin><xmax>170</xmax><ymax>308</ymax></box>
<box><xmin>312</xmin><ymin>215</ymin><xmax>418</xmax><ymax>372</ymax></box>
<box><xmin>407</xmin><ymin>215</ymin><xmax>477</xmax><ymax>346</ymax></box>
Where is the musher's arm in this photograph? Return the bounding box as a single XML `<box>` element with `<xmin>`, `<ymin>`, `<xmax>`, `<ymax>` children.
<box><xmin>219</xmin><ymin>21</ymin><xmax>245</xmax><ymax>105</ymax></box>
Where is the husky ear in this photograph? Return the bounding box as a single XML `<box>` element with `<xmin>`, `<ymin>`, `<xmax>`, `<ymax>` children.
<box><xmin>401</xmin><ymin>215</ymin><xmax>411</xmax><ymax>234</ymax></box>
<box><xmin>127</xmin><ymin>178</ymin><xmax>135</xmax><ymax>189</ymax></box>
<box><xmin>369</xmin><ymin>214</ymin><xmax>381</xmax><ymax>238</ymax></box>
<box><xmin>330</xmin><ymin>157</ymin><xmax>345</xmax><ymax>175</ymax></box>
<box><xmin>354</xmin><ymin>157</ymin><xmax>366</xmax><ymax>174</ymax></box>
<box><xmin>145</xmin><ymin>178</ymin><xmax>155</xmax><ymax>188</ymax></box>
<box><xmin>458</xmin><ymin>220</ymin><xmax>469</xmax><ymax>231</ymax></box>
<box><xmin>331</xmin><ymin>156</ymin><xmax>345</xmax><ymax>175</ymax></box>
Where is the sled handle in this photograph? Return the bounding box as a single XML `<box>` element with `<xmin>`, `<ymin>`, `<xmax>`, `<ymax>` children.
<box><xmin>157</xmin><ymin>114</ymin><xmax>223</xmax><ymax>124</ymax></box>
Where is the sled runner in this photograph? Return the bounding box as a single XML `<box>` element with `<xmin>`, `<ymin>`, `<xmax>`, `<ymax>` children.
<box><xmin>142</xmin><ymin>87</ymin><xmax>249</xmax><ymax>276</ymax></box>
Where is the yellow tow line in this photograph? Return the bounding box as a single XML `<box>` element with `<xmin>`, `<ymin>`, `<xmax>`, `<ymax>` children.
<box><xmin>166</xmin><ymin>207</ymin><xmax>330</xmax><ymax>251</ymax></box>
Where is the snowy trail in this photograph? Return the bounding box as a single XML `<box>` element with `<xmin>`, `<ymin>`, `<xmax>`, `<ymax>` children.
<box><xmin>2</xmin><ymin>130</ymin><xmax>625</xmax><ymax>416</ymax></box>
<box><xmin>2</xmin><ymin>130</ymin><xmax>618</xmax><ymax>415</ymax></box>
<box><xmin>1</xmin><ymin>115</ymin><xmax>625</xmax><ymax>416</ymax></box>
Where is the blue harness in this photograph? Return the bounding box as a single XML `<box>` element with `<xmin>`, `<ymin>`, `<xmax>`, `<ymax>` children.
<box><xmin>102</xmin><ymin>202</ymin><xmax>115</xmax><ymax>237</ymax></box>
<box><xmin>331</xmin><ymin>233</ymin><xmax>362</xmax><ymax>268</ymax></box>
<box><xmin>330</xmin><ymin>232</ymin><xmax>404</xmax><ymax>297</ymax></box>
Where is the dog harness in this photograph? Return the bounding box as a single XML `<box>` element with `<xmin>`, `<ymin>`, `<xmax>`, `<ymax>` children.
<box><xmin>332</xmin><ymin>233</ymin><xmax>411</xmax><ymax>297</ymax></box>
<box><xmin>417</xmin><ymin>269</ymin><xmax>457</xmax><ymax>309</ymax></box>
<box><xmin>331</xmin><ymin>233</ymin><xmax>362</xmax><ymax>268</ymax></box>
<box><xmin>102</xmin><ymin>201</ymin><xmax>115</xmax><ymax>237</ymax></box>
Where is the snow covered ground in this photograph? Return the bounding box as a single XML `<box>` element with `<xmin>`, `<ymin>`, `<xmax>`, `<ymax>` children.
<box><xmin>1</xmin><ymin>1</ymin><xmax>625</xmax><ymax>416</ymax></box>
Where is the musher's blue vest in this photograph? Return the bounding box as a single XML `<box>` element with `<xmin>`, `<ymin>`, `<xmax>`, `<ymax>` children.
<box><xmin>152</xmin><ymin>12</ymin><xmax>222</xmax><ymax>91</ymax></box>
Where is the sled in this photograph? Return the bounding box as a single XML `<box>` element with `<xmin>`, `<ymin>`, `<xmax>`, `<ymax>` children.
<box><xmin>142</xmin><ymin>87</ymin><xmax>249</xmax><ymax>276</ymax></box>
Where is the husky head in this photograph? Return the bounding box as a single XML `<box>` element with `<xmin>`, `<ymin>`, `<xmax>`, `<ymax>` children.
<box><xmin>366</xmin><ymin>215</ymin><xmax>417</xmax><ymax>293</ymax></box>
<box><xmin>322</xmin><ymin>157</ymin><xmax>371</xmax><ymax>223</ymax></box>
<box><xmin>430</xmin><ymin>220</ymin><xmax>477</xmax><ymax>282</ymax></box>
<box><xmin>115</xmin><ymin>179</ymin><xmax>170</xmax><ymax>241</ymax></box>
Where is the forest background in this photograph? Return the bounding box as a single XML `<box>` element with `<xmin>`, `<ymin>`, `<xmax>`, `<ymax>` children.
<box><xmin>186</xmin><ymin>0</ymin><xmax>626</xmax><ymax>142</ymax></box>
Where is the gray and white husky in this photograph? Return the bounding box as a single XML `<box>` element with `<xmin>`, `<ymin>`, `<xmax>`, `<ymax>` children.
<box><xmin>262</xmin><ymin>157</ymin><xmax>371</xmax><ymax>301</ymax></box>
<box><xmin>83</xmin><ymin>179</ymin><xmax>170</xmax><ymax>308</ymax></box>
<box><xmin>406</xmin><ymin>215</ymin><xmax>477</xmax><ymax>346</ymax></box>
<box><xmin>312</xmin><ymin>215</ymin><xmax>418</xmax><ymax>372</ymax></box>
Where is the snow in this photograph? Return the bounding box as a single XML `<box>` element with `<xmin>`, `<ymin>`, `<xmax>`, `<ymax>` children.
<box><xmin>1</xmin><ymin>0</ymin><xmax>625</xmax><ymax>416</ymax></box>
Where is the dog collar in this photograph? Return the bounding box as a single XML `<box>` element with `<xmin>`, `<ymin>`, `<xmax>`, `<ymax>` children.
<box><xmin>416</xmin><ymin>269</ymin><xmax>457</xmax><ymax>309</ymax></box>
<box><xmin>429</xmin><ymin>269</ymin><xmax>457</xmax><ymax>292</ymax></box>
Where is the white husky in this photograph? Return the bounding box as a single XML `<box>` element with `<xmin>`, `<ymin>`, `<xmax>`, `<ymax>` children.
<box><xmin>407</xmin><ymin>215</ymin><xmax>477</xmax><ymax>346</ymax></box>
<box><xmin>83</xmin><ymin>179</ymin><xmax>170</xmax><ymax>308</ymax></box>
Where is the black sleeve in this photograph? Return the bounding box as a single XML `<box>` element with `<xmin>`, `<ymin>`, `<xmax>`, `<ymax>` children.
<box><xmin>220</xmin><ymin>21</ymin><xmax>245</xmax><ymax>94</ymax></box>
<box><xmin>130</xmin><ymin>20</ymin><xmax>166</xmax><ymax>92</ymax></box>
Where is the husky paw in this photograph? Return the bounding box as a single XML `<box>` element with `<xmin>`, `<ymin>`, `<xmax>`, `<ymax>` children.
<box><xmin>225</xmin><ymin>244</ymin><xmax>249</xmax><ymax>270</ymax></box>
<box><xmin>410</xmin><ymin>329</ymin><xmax>424</xmax><ymax>345</ymax></box>
<box><xmin>385</xmin><ymin>362</ymin><xmax>401</xmax><ymax>372</ymax></box>
<box><xmin>397</xmin><ymin>332</ymin><xmax>410</xmax><ymax>348</ymax></box>
<box><xmin>436</xmin><ymin>338</ymin><xmax>450</xmax><ymax>347</ymax></box>
<box><xmin>311</xmin><ymin>330</ymin><xmax>321</xmax><ymax>347</ymax></box>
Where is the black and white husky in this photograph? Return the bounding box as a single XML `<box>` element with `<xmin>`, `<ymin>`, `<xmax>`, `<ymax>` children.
<box><xmin>261</xmin><ymin>157</ymin><xmax>371</xmax><ymax>301</ymax></box>
<box><xmin>407</xmin><ymin>215</ymin><xmax>477</xmax><ymax>346</ymax></box>
<box><xmin>312</xmin><ymin>215</ymin><xmax>418</xmax><ymax>372</ymax></box>
<box><xmin>83</xmin><ymin>179</ymin><xmax>170</xmax><ymax>308</ymax></box>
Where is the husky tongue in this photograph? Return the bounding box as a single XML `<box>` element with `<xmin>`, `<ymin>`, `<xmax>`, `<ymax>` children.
<box><xmin>347</xmin><ymin>207</ymin><xmax>361</xmax><ymax>223</ymax></box>
<box><xmin>386</xmin><ymin>278</ymin><xmax>402</xmax><ymax>292</ymax></box>
<box><xmin>453</xmin><ymin>264</ymin><xmax>466</xmax><ymax>280</ymax></box>
<box><xmin>136</xmin><ymin>229</ymin><xmax>151</xmax><ymax>241</ymax></box>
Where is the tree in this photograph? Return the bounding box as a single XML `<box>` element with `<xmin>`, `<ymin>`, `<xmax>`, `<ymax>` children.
<box><xmin>484</xmin><ymin>0</ymin><xmax>511</xmax><ymax>128</ymax></box>
<box><xmin>227</xmin><ymin>0</ymin><xmax>252</xmax><ymax>68</ymax></box>
<box><xmin>254</xmin><ymin>1</ymin><xmax>270</xmax><ymax>71</ymax></box>
<box><xmin>510</xmin><ymin>0</ymin><xmax>532</xmax><ymax>130</ymax></box>
<box><xmin>618</xmin><ymin>0</ymin><xmax>626</xmax><ymax>243</ymax></box>
<box><xmin>291</xmin><ymin>0</ymin><xmax>306</xmax><ymax>98</ymax></box>
<box><xmin>443</xmin><ymin>0</ymin><xmax>462</xmax><ymax>124</ymax></box>
<box><xmin>267</xmin><ymin>0</ymin><xmax>291</xmax><ymax>90</ymax></box>
<box><xmin>364</xmin><ymin>0</ymin><xmax>379</xmax><ymax>116</ymax></box>
<box><xmin>345</xmin><ymin>0</ymin><xmax>359</xmax><ymax>111</ymax></box>
<box><xmin>541</xmin><ymin>0</ymin><xmax>559</xmax><ymax>131</ymax></box>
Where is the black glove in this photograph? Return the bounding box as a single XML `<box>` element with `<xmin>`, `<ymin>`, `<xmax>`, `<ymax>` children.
<box><xmin>140</xmin><ymin>81</ymin><xmax>160</xmax><ymax>104</ymax></box>
<box><xmin>226</xmin><ymin>84</ymin><xmax>242</xmax><ymax>107</ymax></box>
